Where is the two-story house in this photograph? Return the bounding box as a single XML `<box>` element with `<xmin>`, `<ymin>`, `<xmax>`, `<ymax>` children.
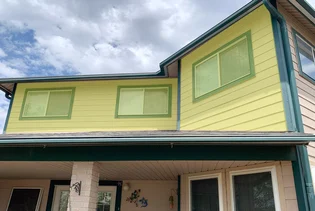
<box><xmin>0</xmin><ymin>0</ymin><xmax>315</xmax><ymax>211</ymax></box>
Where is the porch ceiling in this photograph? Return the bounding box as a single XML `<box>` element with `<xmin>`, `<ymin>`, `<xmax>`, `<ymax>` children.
<box><xmin>0</xmin><ymin>161</ymin><xmax>269</xmax><ymax>180</ymax></box>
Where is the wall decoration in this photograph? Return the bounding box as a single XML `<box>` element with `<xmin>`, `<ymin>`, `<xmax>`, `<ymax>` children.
<box><xmin>126</xmin><ymin>189</ymin><xmax>148</xmax><ymax>208</ymax></box>
<box><xmin>126</xmin><ymin>189</ymin><xmax>141</xmax><ymax>207</ymax></box>
<box><xmin>139</xmin><ymin>197</ymin><xmax>148</xmax><ymax>208</ymax></box>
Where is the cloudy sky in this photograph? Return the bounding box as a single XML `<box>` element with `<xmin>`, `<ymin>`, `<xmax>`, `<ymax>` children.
<box><xmin>0</xmin><ymin>0</ymin><xmax>314</xmax><ymax>131</ymax></box>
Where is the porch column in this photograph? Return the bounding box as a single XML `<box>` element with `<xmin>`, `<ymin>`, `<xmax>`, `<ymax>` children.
<box><xmin>68</xmin><ymin>162</ymin><xmax>100</xmax><ymax>211</ymax></box>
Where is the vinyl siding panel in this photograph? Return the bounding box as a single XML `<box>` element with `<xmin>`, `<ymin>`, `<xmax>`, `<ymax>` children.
<box><xmin>278</xmin><ymin>4</ymin><xmax>315</xmax><ymax>163</ymax></box>
<box><xmin>180</xmin><ymin>5</ymin><xmax>287</xmax><ymax>131</ymax></box>
<box><xmin>6</xmin><ymin>78</ymin><xmax>177</xmax><ymax>133</ymax></box>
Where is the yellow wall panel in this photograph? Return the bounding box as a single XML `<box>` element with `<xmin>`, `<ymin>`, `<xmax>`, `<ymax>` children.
<box><xmin>180</xmin><ymin>5</ymin><xmax>287</xmax><ymax>131</ymax></box>
<box><xmin>7</xmin><ymin>78</ymin><xmax>177</xmax><ymax>133</ymax></box>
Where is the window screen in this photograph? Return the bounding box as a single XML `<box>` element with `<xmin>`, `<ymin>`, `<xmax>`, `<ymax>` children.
<box><xmin>194</xmin><ymin>32</ymin><xmax>254</xmax><ymax>100</ymax></box>
<box><xmin>117</xmin><ymin>86</ymin><xmax>171</xmax><ymax>117</ymax></box>
<box><xmin>296</xmin><ymin>35</ymin><xmax>315</xmax><ymax>81</ymax></box>
<box><xmin>191</xmin><ymin>178</ymin><xmax>219</xmax><ymax>211</ymax></box>
<box><xmin>233</xmin><ymin>172</ymin><xmax>275</xmax><ymax>211</ymax></box>
<box><xmin>22</xmin><ymin>88</ymin><xmax>74</xmax><ymax>119</ymax></box>
<box><xmin>7</xmin><ymin>188</ymin><xmax>42</xmax><ymax>211</ymax></box>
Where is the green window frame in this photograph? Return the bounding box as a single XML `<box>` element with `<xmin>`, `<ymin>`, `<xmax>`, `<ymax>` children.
<box><xmin>293</xmin><ymin>29</ymin><xmax>315</xmax><ymax>84</ymax></box>
<box><xmin>192</xmin><ymin>31</ymin><xmax>255</xmax><ymax>102</ymax></box>
<box><xmin>115</xmin><ymin>85</ymin><xmax>172</xmax><ymax>118</ymax></box>
<box><xmin>20</xmin><ymin>87</ymin><xmax>76</xmax><ymax>120</ymax></box>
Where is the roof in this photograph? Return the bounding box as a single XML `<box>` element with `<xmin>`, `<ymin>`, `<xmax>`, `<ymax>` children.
<box><xmin>0</xmin><ymin>130</ymin><xmax>313</xmax><ymax>146</ymax></box>
<box><xmin>0</xmin><ymin>0</ymin><xmax>314</xmax><ymax>95</ymax></box>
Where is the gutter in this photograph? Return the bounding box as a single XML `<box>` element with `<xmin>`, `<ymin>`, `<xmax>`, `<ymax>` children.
<box><xmin>263</xmin><ymin>0</ymin><xmax>315</xmax><ymax>210</ymax></box>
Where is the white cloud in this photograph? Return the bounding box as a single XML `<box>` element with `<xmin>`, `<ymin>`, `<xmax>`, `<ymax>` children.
<box><xmin>0</xmin><ymin>48</ymin><xmax>7</xmax><ymax>57</ymax></box>
<box><xmin>0</xmin><ymin>62</ymin><xmax>25</xmax><ymax>78</ymax></box>
<box><xmin>306</xmin><ymin>0</ymin><xmax>315</xmax><ymax>9</ymax></box>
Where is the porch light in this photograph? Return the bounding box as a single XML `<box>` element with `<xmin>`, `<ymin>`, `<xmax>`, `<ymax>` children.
<box><xmin>123</xmin><ymin>183</ymin><xmax>130</xmax><ymax>191</ymax></box>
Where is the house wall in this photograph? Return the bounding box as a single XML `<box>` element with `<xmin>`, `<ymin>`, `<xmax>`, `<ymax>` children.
<box><xmin>180</xmin><ymin>162</ymin><xmax>298</xmax><ymax>211</ymax></box>
<box><xmin>121</xmin><ymin>180</ymin><xmax>177</xmax><ymax>211</ymax></box>
<box><xmin>0</xmin><ymin>179</ymin><xmax>50</xmax><ymax>211</ymax></box>
<box><xmin>278</xmin><ymin>4</ymin><xmax>315</xmax><ymax>171</ymax></box>
<box><xmin>180</xmin><ymin>5</ymin><xmax>287</xmax><ymax>131</ymax></box>
<box><xmin>6</xmin><ymin>78</ymin><xmax>177</xmax><ymax>133</ymax></box>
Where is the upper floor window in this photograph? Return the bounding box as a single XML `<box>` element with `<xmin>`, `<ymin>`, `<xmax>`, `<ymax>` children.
<box><xmin>193</xmin><ymin>31</ymin><xmax>255</xmax><ymax>102</ymax></box>
<box><xmin>116</xmin><ymin>85</ymin><xmax>172</xmax><ymax>118</ymax></box>
<box><xmin>295</xmin><ymin>33</ymin><xmax>315</xmax><ymax>83</ymax></box>
<box><xmin>20</xmin><ymin>88</ymin><xmax>75</xmax><ymax>120</ymax></box>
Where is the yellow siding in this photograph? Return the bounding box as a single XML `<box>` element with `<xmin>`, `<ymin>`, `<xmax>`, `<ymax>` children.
<box><xmin>180</xmin><ymin>5</ymin><xmax>287</xmax><ymax>131</ymax></box>
<box><xmin>6</xmin><ymin>79</ymin><xmax>177</xmax><ymax>133</ymax></box>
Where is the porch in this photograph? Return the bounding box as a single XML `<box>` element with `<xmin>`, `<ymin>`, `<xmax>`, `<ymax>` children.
<box><xmin>0</xmin><ymin>160</ymin><xmax>298</xmax><ymax>211</ymax></box>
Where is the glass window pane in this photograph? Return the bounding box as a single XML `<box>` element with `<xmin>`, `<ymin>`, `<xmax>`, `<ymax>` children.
<box><xmin>143</xmin><ymin>88</ymin><xmax>168</xmax><ymax>114</ymax></box>
<box><xmin>97</xmin><ymin>191</ymin><xmax>112</xmax><ymax>211</ymax></box>
<box><xmin>195</xmin><ymin>55</ymin><xmax>219</xmax><ymax>98</ymax></box>
<box><xmin>233</xmin><ymin>172</ymin><xmax>275</xmax><ymax>211</ymax></box>
<box><xmin>7</xmin><ymin>189</ymin><xmax>41</xmax><ymax>211</ymax></box>
<box><xmin>58</xmin><ymin>191</ymin><xmax>69</xmax><ymax>211</ymax></box>
<box><xmin>46</xmin><ymin>91</ymin><xmax>72</xmax><ymax>116</ymax></box>
<box><xmin>23</xmin><ymin>91</ymin><xmax>49</xmax><ymax>117</ymax></box>
<box><xmin>191</xmin><ymin>178</ymin><xmax>219</xmax><ymax>211</ymax></box>
<box><xmin>118</xmin><ymin>89</ymin><xmax>144</xmax><ymax>115</ymax></box>
<box><xmin>297</xmin><ymin>36</ymin><xmax>315</xmax><ymax>80</ymax></box>
<box><xmin>220</xmin><ymin>38</ymin><xmax>251</xmax><ymax>85</ymax></box>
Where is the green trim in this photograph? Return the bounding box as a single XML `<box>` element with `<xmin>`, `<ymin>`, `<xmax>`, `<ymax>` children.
<box><xmin>177</xmin><ymin>60</ymin><xmax>181</xmax><ymax>130</ymax></box>
<box><xmin>292</xmin><ymin>159</ymin><xmax>309</xmax><ymax>211</ymax></box>
<box><xmin>192</xmin><ymin>31</ymin><xmax>255</xmax><ymax>103</ymax></box>
<box><xmin>19</xmin><ymin>87</ymin><xmax>76</xmax><ymax>120</ymax></box>
<box><xmin>3</xmin><ymin>83</ymin><xmax>16</xmax><ymax>133</ymax></box>
<box><xmin>271</xmin><ymin>16</ymin><xmax>297</xmax><ymax>131</ymax></box>
<box><xmin>115</xmin><ymin>84</ymin><xmax>172</xmax><ymax>118</ymax></box>
<box><xmin>0</xmin><ymin>145</ymin><xmax>297</xmax><ymax>161</ymax></box>
<box><xmin>292</xmin><ymin>29</ymin><xmax>315</xmax><ymax>85</ymax></box>
<box><xmin>46</xmin><ymin>180</ymin><xmax>122</xmax><ymax>211</ymax></box>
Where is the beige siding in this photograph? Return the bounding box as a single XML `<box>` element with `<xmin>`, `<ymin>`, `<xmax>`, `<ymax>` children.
<box><xmin>278</xmin><ymin>5</ymin><xmax>315</xmax><ymax>162</ymax></box>
<box><xmin>180</xmin><ymin>162</ymin><xmax>298</xmax><ymax>211</ymax></box>
<box><xmin>121</xmin><ymin>180</ymin><xmax>177</xmax><ymax>211</ymax></box>
<box><xmin>0</xmin><ymin>179</ymin><xmax>50</xmax><ymax>211</ymax></box>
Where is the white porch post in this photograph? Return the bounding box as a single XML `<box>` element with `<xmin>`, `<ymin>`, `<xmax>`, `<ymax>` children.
<box><xmin>68</xmin><ymin>162</ymin><xmax>100</xmax><ymax>211</ymax></box>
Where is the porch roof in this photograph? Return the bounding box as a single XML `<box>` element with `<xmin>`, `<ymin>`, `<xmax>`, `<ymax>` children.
<box><xmin>0</xmin><ymin>130</ymin><xmax>314</xmax><ymax>146</ymax></box>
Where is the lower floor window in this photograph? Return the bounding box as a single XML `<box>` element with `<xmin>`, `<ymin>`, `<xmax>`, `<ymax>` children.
<box><xmin>52</xmin><ymin>186</ymin><xmax>117</xmax><ymax>211</ymax></box>
<box><xmin>7</xmin><ymin>188</ymin><xmax>42</xmax><ymax>211</ymax></box>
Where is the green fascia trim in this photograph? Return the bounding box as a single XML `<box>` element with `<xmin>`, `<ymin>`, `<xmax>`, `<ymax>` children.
<box><xmin>159</xmin><ymin>0</ymin><xmax>262</xmax><ymax>71</ymax></box>
<box><xmin>3</xmin><ymin>83</ymin><xmax>16</xmax><ymax>133</ymax></box>
<box><xmin>115</xmin><ymin>84</ymin><xmax>172</xmax><ymax>118</ymax></box>
<box><xmin>271</xmin><ymin>16</ymin><xmax>297</xmax><ymax>131</ymax></box>
<box><xmin>46</xmin><ymin>180</ymin><xmax>122</xmax><ymax>211</ymax></box>
<box><xmin>192</xmin><ymin>31</ymin><xmax>255</xmax><ymax>103</ymax></box>
<box><xmin>292</xmin><ymin>159</ymin><xmax>309</xmax><ymax>211</ymax></box>
<box><xmin>19</xmin><ymin>87</ymin><xmax>76</xmax><ymax>120</ymax></box>
<box><xmin>0</xmin><ymin>71</ymin><xmax>166</xmax><ymax>85</ymax></box>
<box><xmin>177</xmin><ymin>60</ymin><xmax>181</xmax><ymax>130</ymax></box>
<box><xmin>296</xmin><ymin>0</ymin><xmax>315</xmax><ymax>18</ymax></box>
<box><xmin>177</xmin><ymin>175</ymin><xmax>181</xmax><ymax>211</ymax></box>
<box><xmin>0</xmin><ymin>135</ymin><xmax>312</xmax><ymax>145</ymax></box>
<box><xmin>292</xmin><ymin>29</ymin><xmax>315</xmax><ymax>85</ymax></box>
<box><xmin>0</xmin><ymin>145</ymin><xmax>297</xmax><ymax>161</ymax></box>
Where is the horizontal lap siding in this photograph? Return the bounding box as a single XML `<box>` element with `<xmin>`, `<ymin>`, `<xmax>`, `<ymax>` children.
<box><xmin>6</xmin><ymin>79</ymin><xmax>177</xmax><ymax>133</ymax></box>
<box><xmin>180</xmin><ymin>5</ymin><xmax>287</xmax><ymax>131</ymax></box>
<box><xmin>278</xmin><ymin>5</ymin><xmax>315</xmax><ymax>163</ymax></box>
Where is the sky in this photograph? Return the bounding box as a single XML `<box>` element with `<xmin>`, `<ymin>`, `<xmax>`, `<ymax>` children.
<box><xmin>0</xmin><ymin>0</ymin><xmax>314</xmax><ymax>132</ymax></box>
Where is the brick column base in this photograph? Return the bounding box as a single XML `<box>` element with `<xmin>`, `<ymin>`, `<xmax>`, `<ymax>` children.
<box><xmin>68</xmin><ymin>162</ymin><xmax>100</xmax><ymax>211</ymax></box>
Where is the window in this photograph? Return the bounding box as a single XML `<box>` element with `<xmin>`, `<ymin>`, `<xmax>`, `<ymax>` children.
<box><xmin>116</xmin><ymin>85</ymin><xmax>172</xmax><ymax>118</ymax></box>
<box><xmin>193</xmin><ymin>31</ymin><xmax>255</xmax><ymax>101</ymax></box>
<box><xmin>188</xmin><ymin>173</ymin><xmax>223</xmax><ymax>211</ymax></box>
<box><xmin>230</xmin><ymin>167</ymin><xmax>281</xmax><ymax>211</ymax></box>
<box><xmin>294</xmin><ymin>32</ymin><xmax>315</xmax><ymax>83</ymax></box>
<box><xmin>51</xmin><ymin>185</ymin><xmax>117</xmax><ymax>211</ymax></box>
<box><xmin>6</xmin><ymin>188</ymin><xmax>42</xmax><ymax>211</ymax></box>
<box><xmin>20</xmin><ymin>88</ymin><xmax>75</xmax><ymax>120</ymax></box>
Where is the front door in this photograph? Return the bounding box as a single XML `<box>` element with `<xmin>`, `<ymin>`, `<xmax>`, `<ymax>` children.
<box><xmin>51</xmin><ymin>185</ymin><xmax>117</xmax><ymax>211</ymax></box>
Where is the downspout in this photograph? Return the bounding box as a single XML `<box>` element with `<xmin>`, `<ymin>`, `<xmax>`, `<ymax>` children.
<box><xmin>177</xmin><ymin>60</ymin><xmax>181</xmax><ymax>131</ymax></box>
<box><xmin>3</xmin><ymin>84</ymin><xmax>16</xmax><ymax>133</ymax></box>
<box><xmin>5</xmin><ymin>92</ymin><xmax>12</xmax><ymax>100</ymax></box>
<box><xmin>262</xmin><ymin>0</ymin><xmax>315</xmax><ymax>210</ymax></box>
